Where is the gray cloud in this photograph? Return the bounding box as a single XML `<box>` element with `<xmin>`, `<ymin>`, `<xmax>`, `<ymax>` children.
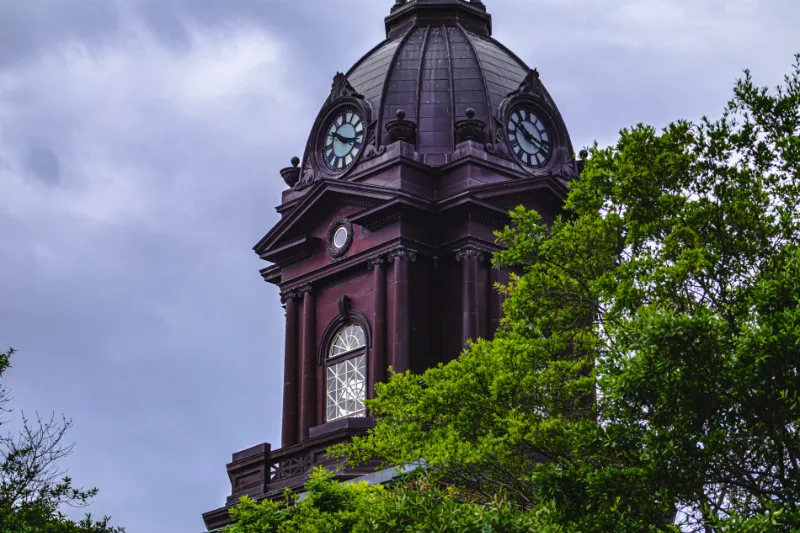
<box><xmin>22</xmin><ymin>146</ymin><xmax>61</xmax><ymax>185</ymax></box>
<box><xmin>0</xmin><ymin>1</ymin><xmax>797</xmax><ymax>532</ymax></box>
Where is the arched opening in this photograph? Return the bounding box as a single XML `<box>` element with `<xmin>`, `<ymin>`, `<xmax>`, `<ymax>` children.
<box><xmin>325</xmin><ymin>324</ymin><xmax>367</xmax><ymax>422</ymax></box>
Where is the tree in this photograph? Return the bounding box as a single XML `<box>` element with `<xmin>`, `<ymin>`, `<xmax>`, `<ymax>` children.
<box><xmin>340</xmin><ymin>55</ymin><xmax>800</xmax><ymax>532</ymax></box>
<box><xmin>226</xmin><ymin>56</ymin><xmax>800</xmax><ymax>532</ymax></box>
<box><xmin>225</xmin><ymin>468</ymin><xmax>540</xmax><ymax>533</ymax></box>
<box><xmin>0</xmin><ymin>348</ymin><xmax>123</xmax><ymax>533</ymax></box>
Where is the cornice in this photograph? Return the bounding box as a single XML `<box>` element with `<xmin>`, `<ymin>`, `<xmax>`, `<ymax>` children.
<box><xmin>278</xmin><ymin>239</ymin><xmax>432</xmax><ymax>293</ymax></box>
<box><xmin>255</xmin><ymin>180</ymin><xmax>401</xmax><ymax>255</ymax></box>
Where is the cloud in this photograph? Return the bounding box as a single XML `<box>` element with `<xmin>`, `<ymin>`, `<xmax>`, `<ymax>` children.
<box><xmin>22</xmin><ymin>146</ymin><xmax>61</xmax><ymax>185</ymax></box>
<box><xmin>0</xmin><ymin>18</ymin><xmax>300</xmax><ymax>228</ymax></box>
<box><xmin>0</xmin><ymin>1</ymin><xmax>798</xmax><ymax>532</ymax></box>
<box><xmin>0</xmin><ymin>11</ymin><xmax>304</xmax><ymax>532</ymax></box>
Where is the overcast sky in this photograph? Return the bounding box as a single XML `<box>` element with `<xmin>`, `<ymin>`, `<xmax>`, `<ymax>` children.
<box><xmin>0</xmin><ymin>0</ymin><xmax>797</xmax><ymax>531</ymax></box>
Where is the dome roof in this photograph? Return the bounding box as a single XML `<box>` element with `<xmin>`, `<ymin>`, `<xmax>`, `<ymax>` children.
<box><xmin>290</xmin><ymin>0</ymin><xmax>575</xmax><ymax>189</ymax></box>
<box><xmin>342</xmin><ymin>0</ymin><xmax>542</xmax><ymax>161</ymax></box>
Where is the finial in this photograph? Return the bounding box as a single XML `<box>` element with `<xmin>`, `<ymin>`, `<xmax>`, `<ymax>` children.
<box><xmin>280</xmin><ymin>157</ymin><xmax>302</xmax><ymax>188</ymax></box>
<box><xmin>508</xmin><ymin>68</ymin><xmax>545</xmax><ymax>99</ymax></box>
<box><xmin>455</xmin><ymin>108</ymin><xmax>486</xmax><ymax>144</ymax></box>
<box><xmin>577</xmin><ymin>150</ymin><xmax>589</xmax><ymax>175</ymax></box>
<box><xmin>386</xmin><ymin>109</ymin><xmax>417</xmax><ymax>146</ymax></box>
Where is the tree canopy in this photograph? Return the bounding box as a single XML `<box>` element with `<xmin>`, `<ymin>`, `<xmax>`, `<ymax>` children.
<box><xmin>0</xmin><ymin>349</ymin><xmax>123</xmax><ymax>533</ymax></box>
<box><xmin>226</xmin><ymin>56</ymin><xmax>800</xmax><ymax>533</ymax></box>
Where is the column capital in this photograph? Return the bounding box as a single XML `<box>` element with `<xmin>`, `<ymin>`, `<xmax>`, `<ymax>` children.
<box><xmin>388</xmin><ymin>247</ymin><xmax>417</xmax><ymax>263</ymax></box>
<box><xmin>455</xmin><ymin>245</ymin><xmax>489</xmax><ymax>263</ymax></box>
<box><xmin>297</xmin><ymin>284</ymin><xmax>313</xmax><ymax>296</ymax></box>
<box><xmin>367</xmin><ymin>255</ymin><xmax>386</xmax><ymax>270</ymax></box>
<box><xmin>280</xmin><ymin>289</ymin><xmax>300</xmax><ymax>304</ymax></box>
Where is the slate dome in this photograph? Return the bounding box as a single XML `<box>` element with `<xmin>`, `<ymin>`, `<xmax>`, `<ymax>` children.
<box><xmin>338</xmin><ymin>0</ymin><xmax>558</xmax><ymax>162</ymax></box>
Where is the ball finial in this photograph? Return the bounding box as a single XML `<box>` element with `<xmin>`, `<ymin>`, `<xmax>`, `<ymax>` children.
<box><xmin>291</xmin><ymin>156</ymin><xmax>300</xmax><ymax>168</ymax></box>
<box><xmin>396</xmin><ymin>109</ymin><xmax>406</xmax><ymax>120</ymax></box>
<box><xmin>579</xmin><ymin>149</ymin><xmax>589</xmax><ymax>160</ymax></box>
<box><xmin>466</xmin><ymin>108</ymin><xmax>475</xmax><ymax>119</ymax></box>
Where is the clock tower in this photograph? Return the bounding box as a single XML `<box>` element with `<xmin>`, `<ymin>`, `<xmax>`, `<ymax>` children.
<box><xmin>203</xmin><ymin>1</ymin><xmax>581</xmax><ymax>529</ymax></box>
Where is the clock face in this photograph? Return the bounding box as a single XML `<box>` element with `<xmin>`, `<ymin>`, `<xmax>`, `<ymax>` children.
<box><xmin>322</xmin><ymin>108</ymin><xmax>365</xmax><ymax>171</ymax></box>
<box><xmin>507</xmin><ymin>105</ymin><xmax>552</xmax><ymax>169</ymax></box>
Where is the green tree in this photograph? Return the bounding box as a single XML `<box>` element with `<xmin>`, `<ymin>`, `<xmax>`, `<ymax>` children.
<box><xmin>225</xmin><ymin>468</ymin><xmax>541</xmax><ymax>533</ymax></box>
<box><xmin>341</xmin><ymin>56</ymin><xmax>800</xmax><ymax>532</ymax></box>
<box><xmin>226</xmin><ymin>56</ymin><xmax>800</xmax><ymax>532</ymax></box>
<box><xmin>0</xmin><ymin>348</ymin><xmax>123</xmax><ymax>533</ymax></box>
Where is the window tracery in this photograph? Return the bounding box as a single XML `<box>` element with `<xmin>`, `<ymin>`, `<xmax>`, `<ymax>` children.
<box><xmin>326</xmin><ymin>324</ymin><xmax>367</xmax><ymax>422</ymax></box>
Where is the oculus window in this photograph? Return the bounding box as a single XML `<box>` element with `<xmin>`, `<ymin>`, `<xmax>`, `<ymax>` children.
<box><xmin>326</xmin><ymin>324</ymin><xmax>367</xmax><ymax>422</ymax></box>
<box><xmin>333</xmin><ymin>226</ymin><xmax>349</xmax><ymax>249</ymax></box>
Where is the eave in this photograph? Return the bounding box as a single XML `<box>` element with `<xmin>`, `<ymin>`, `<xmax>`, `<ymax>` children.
<box><xmin>254</xmin><ymin>180</ymin><xmax>401</xmax><ymax>256</ymax></box>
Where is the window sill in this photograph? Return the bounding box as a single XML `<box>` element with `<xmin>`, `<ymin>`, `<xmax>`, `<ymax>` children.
<box><xmin>309</xmin><ymin>416</ymin><xmax>375</xmax><ymax>440</ymax></box>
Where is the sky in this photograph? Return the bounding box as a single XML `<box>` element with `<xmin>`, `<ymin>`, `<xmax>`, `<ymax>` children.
<box><xmin>0</xmin><ymin>0</ymin><xmax>797</xmax><ymax>531</ymax></box>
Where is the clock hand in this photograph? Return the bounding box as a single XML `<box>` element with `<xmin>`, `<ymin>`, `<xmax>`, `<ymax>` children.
<box><xmin>518</xmin><ymin>123</ymin><xmax>536</xmax><ymax>144</ymax></box>
<box><xmin>519</xmin><ymin>124</ymin><xmax>547</xmax><ymax>152</ymax></box>
<box><xmin>333</xmin><ymin>132</ymin><xmax>358</xmax><ymax>144</ymax></box>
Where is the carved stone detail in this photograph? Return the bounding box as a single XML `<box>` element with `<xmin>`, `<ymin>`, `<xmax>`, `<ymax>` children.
<box><xmin>365</xmin><ymin>213</ymin><xmax>403</xmax><ymax>232</ymax></box>
<box><xmin>385</xmin><ymin>109</ymin><xmax>417</xmax><ymax>145</ymax></box>
<box><xmin>335</xmin><ymin>194</ymin><xmax>381</xmax><ymax>208</ymax></box>
<box><xmin>388</xmin><ymin>247</ymin><xmax>417</xmax><ymax>263</ymax></box>
<box><xmin>485</xmin><ymin>116</ymin><xmax>510</xmax><ymax>157</ymax></box>
<box><xmin>295</xmin><ymin>166</ymin><xmax>316</xmax><ymax>191</ymax></box>
<box><xmin>367</xmin><ymin>256</ymin><xmax>386</xmax><ymax>270</ymax></box>
<box><xmin>337</xmin><ymin>295</ymin><xmax>352</xmax><ymax>319</ymax></box>
<box><xmin>468</xmin><ymin>211</ymin><xmax>507</xmax><ymax>227</ymax></box>
<box><xmin>488</xmin><ymin>192</ymin><xmax>540</xmax><ymax>207</ymax></box>
<box><xmin>509</xmin><ymin>68</ymin><xmax>545</xmax><ymax>99</ymax></box>
<box><xmin>269</xmin><ymin>452</ymin><xmax>311</xmax><ymax>482</ymax></box>
<box><xmin>577</xmin><ymin>149</ymin><xmax>589</xmax><ymax>175</ymax></box>
<box><xmin>273</xmin><ymin>248</ymin><xmax>312</xmax><ymax>267</ymax></box>
<box><xmin>280</xmin><ymin>157</ymin><xmax>301</xmax><ymax>188</ymax></box>
<box><xmin>455</xmin><ymin>245</ymin><xmax>487</xmax><ymax>263</ymax></box>
<box><xmin>280</xmin><ymin>290</ymin><xmax>299</xmax><ymax>304</ymax></box>
<box><xmin>326</xmin><ymin>217</ymin><xmax>354</xmax><ymax>260</ymax></box>
<box><xmin>362</xmin><ymin>120</ymin><xmax>387</xmax><ymax>161</ymax></box>
<box><xmin>559</xmin><ymin>155</ymin><xmax>580</xmax><ymax>182</ymax></box>
<box><xmin>325</xmin><ymin>72</ymin><xmax>363</xmax><ymax>107</ymax></box>
<box><xmin>297</xmin><ymin>284</ymin><xmax>313</xmax><ymax>296</ymax></box>
<box><xmin>455</xmin><ymin>108</ymin><xmax>486</xmax><ymax>144</ymax></box>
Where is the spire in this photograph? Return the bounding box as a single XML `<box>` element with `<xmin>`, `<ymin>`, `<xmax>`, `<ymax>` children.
<box><xmin>385</xmin><ymin>0</ymin><xmax>492</xmax><ymax>38</ymax></box>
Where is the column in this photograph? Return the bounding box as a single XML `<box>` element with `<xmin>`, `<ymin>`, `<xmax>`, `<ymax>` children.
<box><xmin>298</xmin><ymin>285</ymin><xmax>316</xmax><ymax>442</ymax></box>
<box><xmin>368</xmin><ymin>256</ymin><xmax>387</xmax><ymax>397</ymax></box>
<box><xmin>456</xmin><ymin>246</ymin><xmax>484</xmax><ymax>349</ymax></box>
<box><xmin>389</xmin><ymin>248</ymin><xmax>415</xmax><ymax>374</ymax></box>
<box><xmin>280</xmin><ymin>291</ymin><xmax>300</xmax><ymax>448</ymax></box>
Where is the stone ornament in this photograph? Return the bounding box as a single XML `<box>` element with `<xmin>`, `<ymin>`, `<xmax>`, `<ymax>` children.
<box><xmin>455</xmin><ymin>108</ymin><xmax>487</xmax><ymax>144</ymax></box>
<box><xmin>385</xmin><ymin>109</ymin><xmax>417</xmax><ymax>145</ymax></box>
<box><xmin>326</xmin><ymin>218</ymin><xmax>355</xmax><ymax>260</ymax></box>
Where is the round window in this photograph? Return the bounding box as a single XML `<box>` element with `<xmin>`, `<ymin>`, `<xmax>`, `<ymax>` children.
<box><xmin>333</xmin><ymin>226</ymin><xmax>349</xmax><ymax>249</ymax></box>
<box><xmin>327</xmin><ymin>219</ymin><xmax>353</xmax><ymax>259</ymax></box>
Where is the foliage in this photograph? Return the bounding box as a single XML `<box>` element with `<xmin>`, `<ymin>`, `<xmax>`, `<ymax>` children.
<box><xmin>225</xmin><ymin>468</ymin><xmax>542</xmax><ymax>533</ymax></box>
<box><xmin>227</xmin><ymin>56</ymin><xmax>800</xmax><ymax>532</ymax></box>
<box><xmin>0</xmin><ymin>349</ymin><xmax>123</xmax><ymax>533</ymax></box>
<box><xmin>339</xmin><ymin>55</ymin><xmax>800</xmax><ymax>532</ymax></box>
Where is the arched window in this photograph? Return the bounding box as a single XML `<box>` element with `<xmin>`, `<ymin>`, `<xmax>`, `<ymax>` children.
<box><xmin>326</xmin><ymin>324</ymin><xmax>367</xmax><ymax>422</ymax></box>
